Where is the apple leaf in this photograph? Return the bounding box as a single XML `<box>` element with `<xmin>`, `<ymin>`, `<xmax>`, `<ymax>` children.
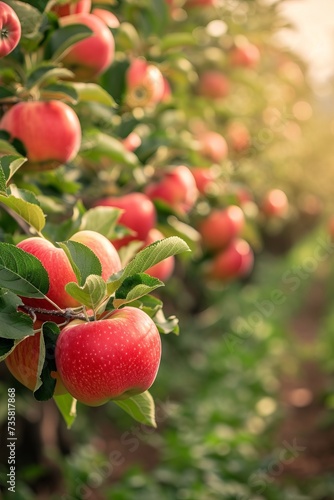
<box><xmin>66</xmin><ymin>275</ymin><xmax>107</xmax><ymax>310</ymax></box>
<box><xmin>54</xmin><ymin>393</ymin><xmax>77</xmax><ymax>429</ymax></box>
<box><xmin>0</xmin><ymin>289</ymin><xmax>34</xmax><ymax>340</ymax></box>
<box><xmin>129</xmin><ymin>294</ymin><xmax>163</xmax><ymax>317</ymax></box>
<box><xmin>34</xmin><ymin>322</ymin><xmax>59</xmax><ymax>401</ymax></box>
<box><xmin>58</xmin><ymin>241</ymin><xmax>102</xmax><ymax>286</ymax></box>
<box><xmin>0</xmin><ymin>86</ymin><xmax>17</xmax><ymax>100</ymax></box>
<box><xmin>0</xmin><ymin>166</ymin><xmax>6</xmax><ymax>193</ymax></box>
<box><xmin>107</xmin><ymin>236</ymin><xmax>190</xmax><ymax>294</ymax></box>
<box><xmin>0</xmin><ymin>155</ymin><xmax>28</xmax><ymax>189</ymax></box>
<box><xmin>6</xmin><ymin>0</ymin><xmax>44</xmax><ymax>51</ymax></box>
<box><xmin>45</xmin><ymin>24</ymin><xmax>93</xmax><ymax>62</ymax></box>
<box><xmin>159</xmin><ymin>32</ymin><xmax>196</xmax><ymax>51</ymax></box>
<box><xmin>114</xmin><ymin>391</ymin><xmax>157</xmax><ymax>428</ymax></box>
<box><xmin>26</xmin><ymin>64</ymin><xmax>75</xmax><ymax>90</ymax></box>
<box><xmin>153</xmin><ymin>308</ymin><xmax>179</xmax><ymax>335</ymax></box>
<box><xmin>81</xmin><ymin>130</ymin><xmax>139</xmax><ymax>167</ymax></box>
<box><xmin>0</xmin><ymin>194</ymin><xmax>46</xmax><ymax>233</ymax></box>
<box><xmin>72</xmin><ymin>83</ymin><xmax>117</xmax><ymax>107</ymax></box>
<box><xmin>118</xmin><ymin>240</ymin><xmax>144</xmax><ymax>267</ymax></box>
<box><xmin>79</xmin><ymin>206</ymin><xmax>123</xmax><ymax>240</ymax></box>
<box><xmin>0</xmin><ymin>244</ymin><xmax>49</xmax><ymax>298</ymax></box>
<box><xmin>40</xmin><ymin>83</ymin><xmax>79</xmax><ymax>103</ymax></box>
<box><xmin>114</xmin><ymin>273</ymin><xmax>164</xmax><ymax>308</ymax></box>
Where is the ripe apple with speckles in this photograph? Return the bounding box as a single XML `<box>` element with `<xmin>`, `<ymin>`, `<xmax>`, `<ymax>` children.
<box><xmin>55</xmin><ymin>307</ymin><xmax>162</xmax><ymax>406</ymax></box>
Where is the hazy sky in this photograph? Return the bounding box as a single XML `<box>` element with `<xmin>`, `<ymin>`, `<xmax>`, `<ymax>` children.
<box><xmin>276</xmin><ymin>0</ymin><xmax>334</xmax><ymax>86</ymax></box>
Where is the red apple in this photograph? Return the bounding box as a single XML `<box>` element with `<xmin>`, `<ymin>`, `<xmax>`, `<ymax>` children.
<box><xmin>191</xmin><ymin>167</ymin><xmax>216</xmax><ymax>195</ymax></box>
<box><xmin>261</xmin><ymin>189</ymin><xmax>288</xmax><ymax>217</ymax></box>
<box><xmin>230</xmin><ymin>42</ymin><xmax>260</xmax><ymax>68</ymax></box>
<box><xmin>126</xmin><ymin>59</ymin><xmax>164</xmax><ymax>108</ymax></box>
<box><xmin>210</xmin><ymin>238</ymin><xmax>254</xmax><ymax>281</ymax></box>
<box><xmin>230</xmin><ymin>184</ymin><xmax>253</xmax><ymax>205</ymax></box>
<box><xmin>52</xmin><ymin>0</ymin><xmax>91</xmax><ymax>17</ymax></box>
<box><xmin>122</xmin><ymin>132</ymin><xmax>141</xmax><ymax>152</ymax></box>
<box><xmin>185</xmin><ymin>0</ymin><xmax>217</xmax><ymax>7</ymax></box>
<box><xmin>199</xmin><ymin>205</ymin><xmax>245</xmax><ymax>251</ymax></box>
<box><xmin>197</xmin><ymin>71</ymin><xmax>230</xmax><ymax>99</ymax></box>
<box><xmin>5</xmin><ymin>321</ymin><xmax>67</xmax><ymax>395</ymax></box>
<box><xmin>227</xmin><ymin>122</ymin><xmax>251</xmax><ymax>152</ymax></box>
<box><xmin>70</xmin><ymin>230</ymin><xmax>122</xmax><ymax>280</ymax></box>
<box><xmin>60</xmin><ymin>13</ymin><xmax>115</xmax><ymax>80</ymax></box>
<box><xmin>198</xmin><ymin>131</ymin><xmax>228</xmax><ymax>163</ymax></box>
<box><xmin>17</xmin><ymin>237</ymin><xmax>80</xmax><ymax>313</ymax></box>
<box><xmin>144</xmin><ymin>165</ymin><xmax>198</xmax><ymax>214</ymax></box>
<box><xmin>91</xmin><ymin>8</ymin><xmax>120</xmax><ymax>28</ymax></box>
<box><xmin>0</xmin><ymin>100</ymin><xmax>81</xmax><ymax>171</ymax></box>
<box><xmin>55</xmin><ymin>306</ymin><xmax>162</xmax><ymax>405</ymax></box>
<box><xmin>93</xmin><ymin>192</ymin><xmax>156</xmax><ymax>249</ymax></box>
<box><xmin>143</xmin><ymin>228</ymin><xmax>175</xmax><ymax>281</ymax></box>
<box><xmin>0</xmin><ymin>2</ymin><xmax>21</xmax><ymax>58</ymax></box>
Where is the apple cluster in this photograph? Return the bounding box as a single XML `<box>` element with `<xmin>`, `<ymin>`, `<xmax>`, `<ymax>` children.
<box><xmin>5</xmin><ymin>231</ymin><xmax>162</xmax><ymax>406</ymax></box>
<box><xmin>199</xmin><ymin>205</ymin><xmax>254</xmax><ymax>282</ymax></box>
<box><xmin>0</xmin><ymin>0</ymin><xmax>302</xmax><ymax>428</ymax></box>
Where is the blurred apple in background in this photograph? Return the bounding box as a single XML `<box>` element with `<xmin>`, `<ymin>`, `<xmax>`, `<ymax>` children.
<box><xmin>197</xmin><ymin>71</ymin><xmax>230</xmax><ymax>99</ymax></box>
<box><xmin>145</xmin><ymin>165</ymin><xmax>198</xmax><ymax>214</ymax></box>
<box><xmin>59</xmin><ymin>13</ymin><xmax>115</xmax><ymax>80</ymax></box>
<box><xmin>93</xmin><ymin>193</ymin><xmax>156</xmax><ymax>249</ymax></box>
<box><xmin>199</xmin><ymin>205</ymin><xmax>245</xmax><ymax>251</ymax></box>
<box><xmin>230</xmin><ymin>40</ymin><xmax>260</xmax><ymax>68</ymax></box>
<box><xmin>198</xmin><ymin>131</ymin><xmax>228</xmax><ymax>163</ymax></box>
<box><xmin>261</xmin><ymin>189</ymin><xmax>288</xmax><ymax>217</ymax></box>
<box><xmin>126</xmin><ymin>59</ymin><xmax>165</xmax><ymax>108</ymax></box>
<box><xmin>209</xmin><ymin>238</ymin><xmax>254</xmax><ymax>281</ymax></box>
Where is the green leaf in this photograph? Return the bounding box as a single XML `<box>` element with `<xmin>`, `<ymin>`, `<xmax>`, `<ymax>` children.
<box><xmin>72</xmin><ymin>83</ymin><xmax>116</xmax><ymax>107</ymax></box>
<box><xmin>0</xmin><ymin>139</ymin><xmax>21</xmax><ymax>156</ymax></box>
<box><xmin>40</xmin><ymin>82</ymin><xmax>79</xmax><ymax>103</ymax></box>
<box><xmin>81</xmin><ymin>131</ymin><xmax>139</xmax><ymax>167</ymax></box>
<box><xmin>0</xmin><ymin>289</ymin><xmax>34</xmax><ymax>340</ymax></box>
<box><xmin>153</xmin><ymin>308</ymin><xmax>179</xmax><ymax>335</ymax></box>
<box><xmin>159</xmin><ymin>32</ymin><xmax>196</xmax><ymax>51</ymax></box>
<box><xmin>34</xmin><ymin>322</ymin><xmax>59</xmax><ymax>401</ymax></box>
<box><xmin>0</xmin><ymin>155</ymin><xmax>28</xmax><ymax>186</ymax></box>
<box><xmin>129</xmin><ymin>294</ymin><xmax>163</xmax><ymax>317</ymax></box>
<box><xmin>19</xmin><ymin>0</ymin><xmax>48</xmax><ymax>13</ymax></box>
<box><xmin>114</xmin><ymin>391</ymin><xmax>157</xmax><ymax>427</ymax></box>
<box><xmin>66</xmin><ymin>275</ymin><xmax>107</xmax><ymax>310</ymax></box>
<box><xmin>0</xmin><ymin>244</ymin><xmax>49</xmax><ymax>298</ymax></box>
<box><xmin>0</xmin><ymin>86</ymin><xmax>17</xmax><ymax>100</ymax></box>
<box><xmin>54</xmin><ymin>393</ymin><xmax>77</xmax><ymax>429</ymax></box>
<box><xmin>114</xmin><ymin>273</ymin><xmax>164</xmax><ymax>308</ymax></box>
<box><xmin>0</xmin><ymin>194</ymin><xmax>46</xmax><ymax>233</ymax></box>
<box><xmin>118</xmin><ymin>240</ymin><xmax>143</xmax><ymax>267</ymax></box>
<box><xmin>107</xmin><ymin>236</ymin><xmax>190</xmax><ymax>294</ymax></box>
<box><xmin>26</xmin><ymin>64</ymin><xmax>75</xmax><ymax>90</ymax></box>
<box><xmin>58</xmin><ymin>241</ymin><xmax>102</xmax><ymax>286</ymax></box>
<box><xmin>6</xmin><ymin>0</ymin><xmax>44</xmax><ymax>51</ymax></box>
<box><xmin>45</xmin><ymin>24</ymin><xmax>93</xmax><ymax>62</ymax></box>
<box><xmin>79</xmin><ymin>206</ymin><xmax>123</xmax><ymax>240</ymax></box>
<box><xmin>0</xmin><ymin>132</ymin><xmax>26</xmax><ymax>157</ymax></box>
<box><xmin>0</xmin><ymin>166</ymin><xmax>6</xmax><ymax>193</ymax></box>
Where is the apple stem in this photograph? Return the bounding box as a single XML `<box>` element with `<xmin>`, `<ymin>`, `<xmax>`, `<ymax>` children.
<box><xmin>21</xmin><ymin>304</ymin><xmax>91</xmax><ymax>323</ymax></box>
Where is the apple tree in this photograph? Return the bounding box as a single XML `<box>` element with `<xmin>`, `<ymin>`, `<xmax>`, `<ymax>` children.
<box><xmin>0</xmin><ymin>0</ymin><xmax>318</xmax><ymax>432</ymax></box>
